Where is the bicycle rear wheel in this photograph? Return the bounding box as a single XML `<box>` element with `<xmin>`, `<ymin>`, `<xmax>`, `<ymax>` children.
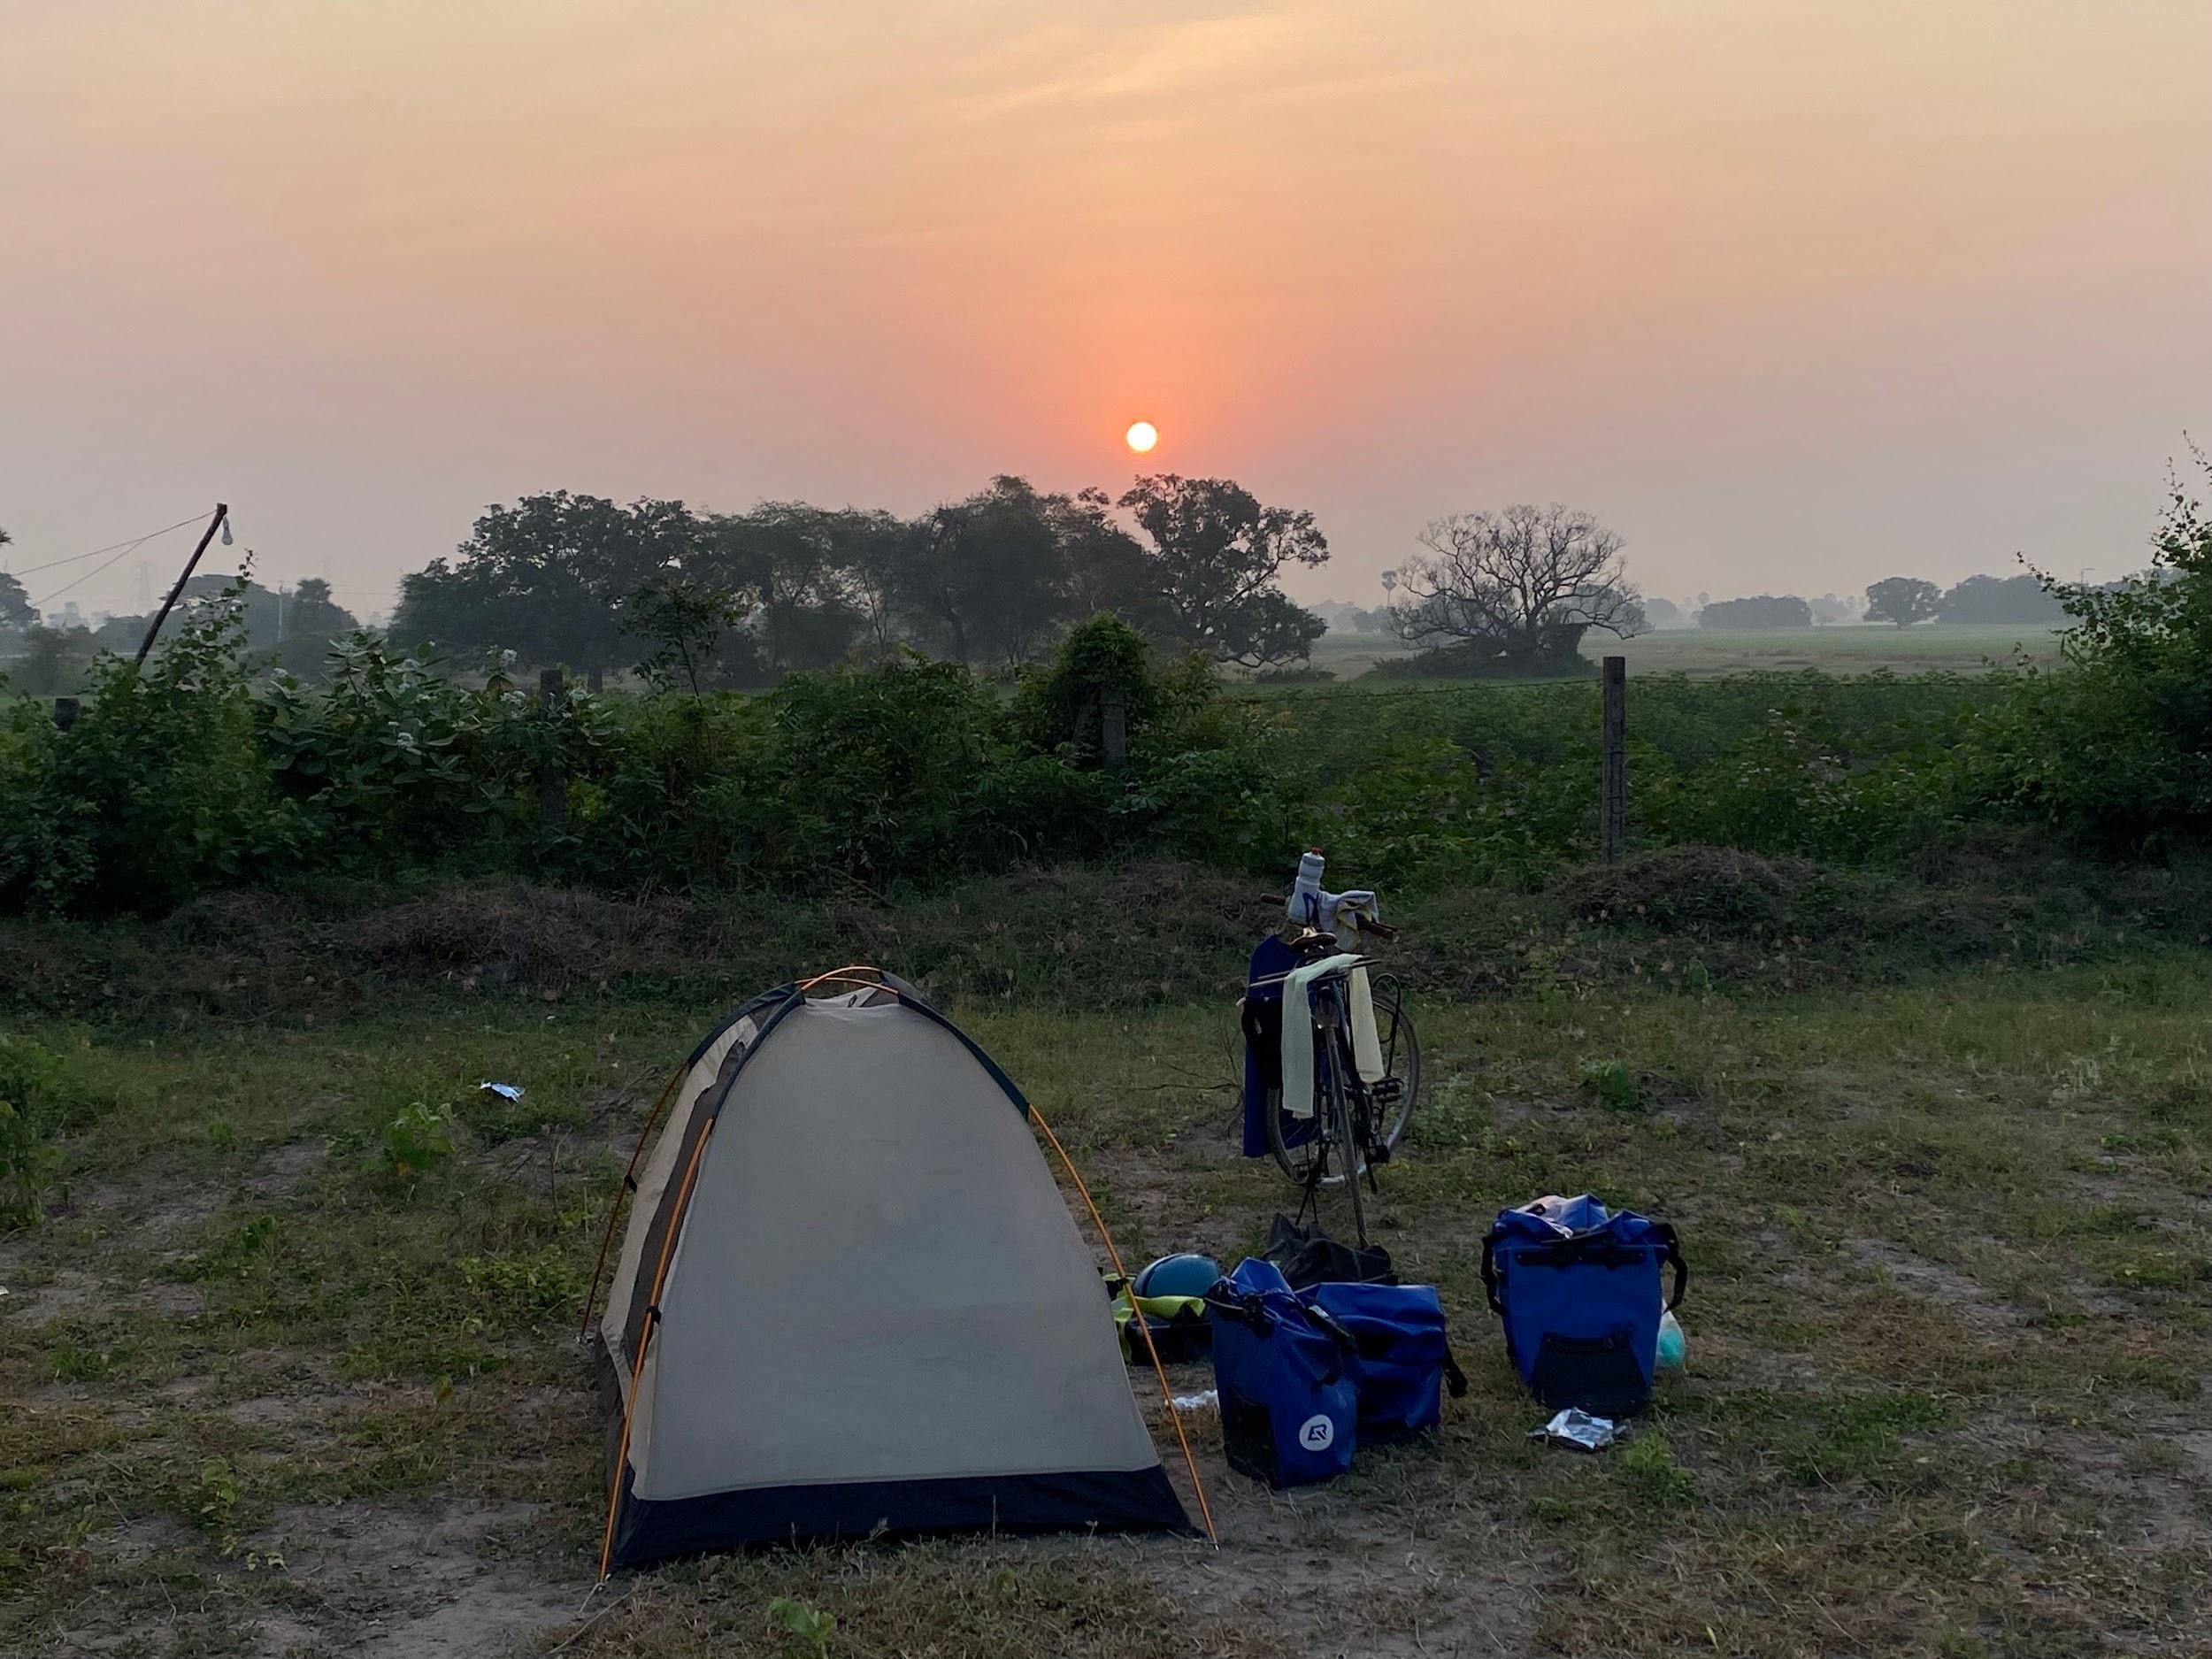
<box><xmin>1371</xmin><ymin>977</ymin><xmax>1421</xmax><ymax>1154</ymax></box>
<box><xmin>1317</xmin><ymin>1033</ymin><xmax>1367</xmax><ymax>1247</ymax></box>
<box><xmin>1263</xmin><ymin>1072</ymin><xmax>1333</xmax><ymax>1185</ymax></box>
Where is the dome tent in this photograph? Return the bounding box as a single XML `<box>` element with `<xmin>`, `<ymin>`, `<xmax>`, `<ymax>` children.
<box><xmin>585</xmin><ymin>970</ymin><xmax>1192</xmax><ymax>1571</ymax></box>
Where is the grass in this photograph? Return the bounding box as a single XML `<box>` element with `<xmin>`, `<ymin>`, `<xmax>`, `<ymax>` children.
<box><xmin>1306</xmin><ymin>622</ymin><xmax>2065</xmax><ymax>682</ymax></box>
<box><xmin>4</xmin><ymin>943</ymin><xmax>2210</xmax><ymax>1655</ymax></box>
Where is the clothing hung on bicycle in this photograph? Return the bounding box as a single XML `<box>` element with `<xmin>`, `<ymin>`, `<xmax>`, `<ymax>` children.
<box><xmin>1279</xmin><ymin>953</ymin><xmax>1384</xmax><ymax>1119</ymax></box>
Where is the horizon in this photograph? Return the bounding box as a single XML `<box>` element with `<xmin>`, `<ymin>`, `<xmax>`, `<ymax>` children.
<box><xmin>4</xmin><ymin>2</ymin><xmax>2208</xmax><ymax>620</ymax></box>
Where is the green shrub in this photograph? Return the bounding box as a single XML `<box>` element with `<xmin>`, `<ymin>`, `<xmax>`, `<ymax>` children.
<box><xmin>1962</xmin><ymin>446</ymin><xmax>2212</xmax><ymax>852</ymax></box>
<box><xmin>1580</xmin><ymin>1059</ymin><xmax>1644</xmax><ymax>1113</ymax></box>
<box><xmin>0</xmin><ymin>579</ymin><xmax>303</xmax><ymax>915</ymax></box>
<box><xmin>0</xmin><ymin>1102</ymin><xmax>63</xmax><ymax>1227</ymax></box>
<box><xmin>0</xmin><ymin>1036</ymin><xmax>88</xmax><ymax>1226</ymax></box>
<box><xmin>381</xmin><ymin>1103</ymin><xmax>457</xmax><ymax>1179</ymax></box>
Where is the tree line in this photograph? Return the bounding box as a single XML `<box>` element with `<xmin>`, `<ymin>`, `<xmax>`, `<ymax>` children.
<box><xmin>1671</xmin><ymin>572</ymin><xmax>2073</xmax><ymax>632</ymax></box>
<box><xmin>388</xmin><ymin>475</ymin><xmax>1332</xmax><ymax>684</ymax></box>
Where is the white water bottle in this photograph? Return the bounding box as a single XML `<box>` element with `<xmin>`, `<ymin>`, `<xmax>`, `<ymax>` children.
<box><xmin>1289</xmin><ymin>849</ymin><xmax>1326</xmax><ymax>929</ymax></box>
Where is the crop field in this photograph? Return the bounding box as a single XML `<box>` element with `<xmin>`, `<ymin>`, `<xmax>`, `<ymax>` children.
<box><xmin>1304</xmin><ymin>624</ymin><xmax>2064</xmax><ymax>683</ymax></box>
<box><xmin>4</xmin><ymin>866</ymin><xmax>2208</xmax><ymax>1658</ymax></box>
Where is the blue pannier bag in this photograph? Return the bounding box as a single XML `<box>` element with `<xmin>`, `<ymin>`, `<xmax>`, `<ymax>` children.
<box><xmin>1303</xmin><ymin>1280</ymin><xmax>1467</xmax><ymax>1440</ymax></box>
<box><xmin>1204</xmin><ymin>1258</ymin><xmax>1359</xmax><ymax>1487</ymax></box>
<box><xmin>1481</xmin><ymin>1194</ymin><xmax>1686</xmax><ymax>1418</ymax></box>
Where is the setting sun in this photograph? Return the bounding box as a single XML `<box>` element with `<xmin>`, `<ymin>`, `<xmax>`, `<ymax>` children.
<box><xmin>1125</xmin><ymin>420</ymin><xmax>1158</xmax><ymax>454</ymax></box>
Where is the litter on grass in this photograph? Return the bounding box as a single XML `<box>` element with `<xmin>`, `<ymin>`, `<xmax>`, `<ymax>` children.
<box><xmin>1530</xmin><ymin>1409</ymin><xmax>1620</xmax><ymax>1452</ymax></box>
<box><xmin>479</xmin><ymin>1082</ymin><xmax>526</xmax><ymax>1102</ymax></box>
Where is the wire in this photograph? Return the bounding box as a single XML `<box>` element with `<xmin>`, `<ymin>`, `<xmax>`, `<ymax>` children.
<box><xmin>32</xmin><ymin>532</ymin><xmax>165</xmax><ymax>611</ymax></box>
<box><xmin>5</xmin><ymin>514</ymin><xmax>202</xmax><ymax>580</ymax></box>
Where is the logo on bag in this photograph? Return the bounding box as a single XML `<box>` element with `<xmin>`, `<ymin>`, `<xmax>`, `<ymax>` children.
<box><xmin>1297</xmin><ymin>1414</ymin><xmax>1335</xmax><ymax>1452</ymax></box>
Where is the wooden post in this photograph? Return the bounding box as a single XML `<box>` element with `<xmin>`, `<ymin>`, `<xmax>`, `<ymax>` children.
<box><xmin>1100</xmin><ymin>687</ymin><xmax>1128</xmax><ymax>770</ymax></box>
<box><xmin>587</xmin><ymin>664</ymin><xmax>603</xmax><ymax>694</ymax></box>
<box><xmin>52</xmin><ymin>697</ymin><xmax>79</xmax><ymax>732</ymax></box>
<box><xmin>538</xmin><ymin>668</ymin><xmax>567</xmax><ymax>833</ymax></box>
<box><xmin>1601</xmin><ymin>655</ymin><xmax>1627</xmax><ymax>863</ymax></box>
<box><xmin>135</xmin><ymin>504</ymin><xmax>229</xmax><ymax>664</ymax></box>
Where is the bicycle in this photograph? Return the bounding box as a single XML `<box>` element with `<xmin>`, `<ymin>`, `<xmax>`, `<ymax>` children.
<box><xmin>1243</xmin><ymin>891</ymin><xmax>1421</xmax><ymax>1248</ymax></box>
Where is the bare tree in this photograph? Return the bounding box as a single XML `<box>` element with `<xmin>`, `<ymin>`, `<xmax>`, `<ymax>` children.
<box><xmin>1391</xmin><ymin>503</ymin><xmax>1642</xmax><ymax>670</ymax></box>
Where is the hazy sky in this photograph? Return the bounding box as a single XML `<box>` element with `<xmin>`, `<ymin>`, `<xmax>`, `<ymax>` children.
<box><xmin>4</xmin><ymin>1</ymin><xmax>2208</xmax><ymax>619</ymax></box>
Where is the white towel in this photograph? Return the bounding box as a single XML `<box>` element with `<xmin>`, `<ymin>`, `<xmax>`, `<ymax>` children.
<box><xmin>1281</xmin><ymin>952</ymin><xmax>1380</xmax><ymax>1118</ymax></box>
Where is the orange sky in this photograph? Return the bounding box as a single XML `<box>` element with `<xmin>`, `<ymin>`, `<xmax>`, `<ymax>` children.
<box><xmin>4</xmin><ymin>1</ymin><xmax>2208</xmax><ymax>618</ymax></box>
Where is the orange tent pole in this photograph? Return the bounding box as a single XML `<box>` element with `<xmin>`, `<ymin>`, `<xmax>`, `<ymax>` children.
<box><xmin>1029</xmin><ymin>1106</ymin><xmax>1217</xmax><ymax>1546</ymax></box>
<box><xmin>596</xmin><ymin>1117</ymin><xmax>717</xmax><ymax>1580</ymax></box>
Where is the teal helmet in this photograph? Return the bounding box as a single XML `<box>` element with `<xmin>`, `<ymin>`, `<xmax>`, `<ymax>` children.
<box><xmin>1132</xmin><ymin>1253</ymin><xmax>1221</xmax><ymax>1302</ymax></box>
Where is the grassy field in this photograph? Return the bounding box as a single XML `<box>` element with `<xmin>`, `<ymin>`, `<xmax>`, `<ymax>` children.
<box><xmin>1306</xmin><ymin>624</ymin><xmax>2064</xmax><ymax>682</ymax></box>
<box><xmin>5</xmin><ymin>922</ymin><xmax>2209</xmax><ymax>1656</ymax></box>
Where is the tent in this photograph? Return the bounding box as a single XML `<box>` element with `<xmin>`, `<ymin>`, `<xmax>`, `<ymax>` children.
<box><xmin>585</xmin><ymin>971</ymin><xmax>1193</xmax><ymax>1571</ymax></box>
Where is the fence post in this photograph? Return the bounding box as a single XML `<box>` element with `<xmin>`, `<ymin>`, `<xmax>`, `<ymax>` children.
<box><xmin>1100</xmin><ymin>687</ymin><xmax>1128</xmax><ymax>770</ymax></box>
<box><xmin>52</xmin><ymin>697</ymin><xmax>79</xmax><ymax>733</ymax></box>
<box><xmin>587</xmin><ymin>664</ymin><xmax>603</xmax><ymax>694</ymax></box>
<box><xmin>1601</xmin><ymin>655</ymin><xmax>1627</xmax><ymax>863</ymax></box>
<box><xmin>538</xmin><ymin>668</ymin><xmax>567</xmax><ymax>833</ymax></box>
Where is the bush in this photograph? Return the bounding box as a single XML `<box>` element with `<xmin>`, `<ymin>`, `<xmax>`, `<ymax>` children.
<box><xmin>0</xmin><ymin>582</ymin><xmax>303</xmax><ymax>915</ymax></box>
<box><xmin>381</xmin><ymin>1102</ymin><xmax>457</xmax><ymax>1179</ymax></box>
<box><xmin>1963</xmin><ymin>446</ymin><xmax>2212</xmax><ymax>852</ymax></box>
<box><xmin>0</xmin><ymin>1036</ymin><xmax>86</xmax><ymax>1226</ymax></box>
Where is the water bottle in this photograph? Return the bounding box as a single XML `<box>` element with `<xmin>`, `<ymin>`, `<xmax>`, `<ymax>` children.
<box><xmin>1655</xmin><ymin>1309</ymin><xmax>1686</xmax><ymax>1371</ymax></box>
<box><xmin>1288</xmin><ymin>849</ymin><xmax>1326</xmax><ymax>929</ymax></box>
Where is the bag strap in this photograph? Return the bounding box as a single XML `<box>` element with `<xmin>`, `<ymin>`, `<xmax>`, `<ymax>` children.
<box><xmin>1479</xmin><ymin>1231</ymin><xmax>1505</xmax><ymax>1316</ymax></box>
<box><xmin>1655</xmin><ymin>1222</ymin><xmax>1688</xmax><ymax>1311</ymax></box>
<box><xmin>1202</xmin><ymin>1284</ymin><xmax>1273</xmax><ymax>1334</ymax></box>
<box><xmin>1442</xmin><ymin>1337</ymin><xmax>1469</xmax><ymax>1398</ymax></box>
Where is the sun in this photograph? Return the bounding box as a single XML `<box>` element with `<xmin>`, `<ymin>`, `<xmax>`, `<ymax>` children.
<box><xmin>1125</xmin><ymin>419</ymin><xmax>1158</xmax><ymax>454</ymax></box>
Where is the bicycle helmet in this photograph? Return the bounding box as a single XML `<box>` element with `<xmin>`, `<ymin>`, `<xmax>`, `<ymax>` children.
<box><xmin>1133</xmin><ymin>1252</ymin><xmax>1221</xmax><ymax>1301</ymax></box>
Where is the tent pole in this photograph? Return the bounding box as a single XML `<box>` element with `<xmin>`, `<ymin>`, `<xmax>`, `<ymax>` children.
<box><xmin>597</xmin><ymin>1118</ymin><xmax>718</xmax><ymax>1579</ymax></box>
<box><xmin>580</xmin><ymin>1062</ymin><xmax>689</xmax><ymax>1339</ymax></box>
<box><xmin>1031</xmin><ymin>1106</ymin><xmax>1217</xmax><ymax>1546</ymax></box>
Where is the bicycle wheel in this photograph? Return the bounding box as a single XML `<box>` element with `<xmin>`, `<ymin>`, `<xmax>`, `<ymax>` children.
<box><xmin>1318</xmin><ymin>1032</ymin><xmax>1367</xmax><ymax>1247</ymax></box>
<box><xmin>1371</xmin><ymin>977</ymin><xmax>1421</xmax><ymax>1154</ymax></box>
<box><xmin>1263</xmin><ymin>1070</ymin><xmax>1333</xmax><ymax>1186</ymax></box>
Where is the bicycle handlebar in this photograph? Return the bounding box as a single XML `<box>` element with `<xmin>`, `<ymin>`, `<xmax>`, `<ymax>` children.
<box><xmin>1258</xmin><ymin>895</ymin><xmax>1398</xmax><ymax>940</ymax></box>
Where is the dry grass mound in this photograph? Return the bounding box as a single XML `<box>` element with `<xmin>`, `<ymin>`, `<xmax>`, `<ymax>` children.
<box><xmin>352</xmin><ymin>884</ymin><xmax>694</xmax><ymax>991</ymax></box>
<box><xmin>1560</xmin><ymin>847</ymin><xmax>1815</xmax><ymax>935</ymax></box>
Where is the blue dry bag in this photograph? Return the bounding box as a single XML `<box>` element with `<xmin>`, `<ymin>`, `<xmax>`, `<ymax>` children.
<box><xmin>1205</xmin><ymin>1258</ymin><xmax>1359</xmax><ymax>1487</ymax></box>
<box><xmin>1481</xmin><ymin>1194</ymin><xmax>1686</xmax><ymax>1418</ymax></box>
<box><xmin>1303</xmin><ymin>1280</ymin><xmax>1466</xmax><ymax>1440</ymax></box>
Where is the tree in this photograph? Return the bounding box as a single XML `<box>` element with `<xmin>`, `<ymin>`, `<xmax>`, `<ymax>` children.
<box><xmin>1939</xmin><ymin>572</ymin><xmax>2068</xmax><ymax>626</ymax></box>
<box><xmin>1116</xmin><ymin>474</ymin><xmax>1329</xmax><ymax>666</ymax></box>
<box><xmin>13</xmin><ymin>625</ymin><xmax>94</xmax><ymax>695</ymax></box>
<box><xmin>891</xmin><ymin>478</ymin><xmax>1070</xmax><ymax>667</ymax></box>
<box><xmin>1049</xmin><ymin>488</ymin><xmax>1174</xmax><ymax>636</ymax></box>
<box><xmin>621</xmin><ymin>573</ymin><xmax>751</xmax><ymax>695</ymax></box>
<box><xmin>1864</xmin><ymin>576</ymin><xmax>1942</xmax><ymax>628</ymax></box>
<box><xmin>696</xmin><ymin>503</ymin><xmax>868</xmax><ymax>676</ymax></box>
<box><xmin>1809</xmin><ymin>592</ymin><xmax>1863</xmax><ymax>626</ymax></box>
<box><xmin>0</xmin><ymin>570</ymin><xmax>34</xmax><ymax>634</ymax></box>
<box><xmin>1700</xmin><ymin>595</ymin><xmax>1812</xmax><ymax>629</ymax></box>
<box><xmin>391</xmin><ymin>493</ymin><xmax>700</xmax><ymax>671</ymax></box>
<box><xmin>1641</xmin><ymin>595</ymin><xmax>1684</xmax><ymax>629</ymax></box>
<box><xmin>272</xmin><ymin>579</ymin><xmax>363</xmax><ymax>680</ymax></box>
<box><xmin>1389</xmin><ymin>503</ymin><xmax>1642</xmax><ymax>671</ymax></box>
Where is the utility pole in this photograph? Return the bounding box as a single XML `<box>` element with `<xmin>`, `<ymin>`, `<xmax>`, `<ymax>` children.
<box><xmin>1601</xmin><ymin>656</ymin><xmax>1627</xmax><ymax>863</ymax></box>
<box><xmin>134</xmin><ymin>504</ymin><xmax>229</xmax><ymax>665</ymax></box>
